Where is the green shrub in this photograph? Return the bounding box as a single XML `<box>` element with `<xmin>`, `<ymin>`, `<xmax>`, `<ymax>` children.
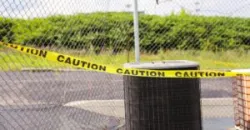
<box><xmin>0</xmin><ymin>11</ymin><xmax>250</xmax><ymax>54</ymax></box>
<box><xmin>0</xmin><ymin>17</ymin><xmax>14</xmax><ymax>43</ymax></box>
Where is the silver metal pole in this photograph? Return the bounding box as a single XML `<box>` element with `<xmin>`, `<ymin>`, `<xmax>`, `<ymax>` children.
<box><xmin>133</xmin><ymin>0</ymin><xmax>140</xmax><ymax>63</ymax></box>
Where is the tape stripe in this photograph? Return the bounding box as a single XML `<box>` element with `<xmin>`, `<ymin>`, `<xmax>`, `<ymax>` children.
<box><xmin>0</xmin><ymin>41</ymin><xmax>247</xmax><ymax>78</ymax></box>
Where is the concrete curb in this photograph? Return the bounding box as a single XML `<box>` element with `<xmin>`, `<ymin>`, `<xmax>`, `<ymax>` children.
<box><xmin>64</xmin><ymin>98</ymin><xmax>235</xmax><ymax>119</ymax></box>
<box><xmin>64</xmin><ymin>98</ymin><xmax>234</xmax><ymax>106</ymax></box>
<box><xmin>202</xmin><ymin>98</ymin><xmax>234</xmax><ymax>106</ymax></box>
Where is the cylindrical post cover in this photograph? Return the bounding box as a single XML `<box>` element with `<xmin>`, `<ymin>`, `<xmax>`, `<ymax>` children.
<box><xmin>123</xmin><ymin>60</ymin><xmax>202</xmax><ymax>130</ymax></box>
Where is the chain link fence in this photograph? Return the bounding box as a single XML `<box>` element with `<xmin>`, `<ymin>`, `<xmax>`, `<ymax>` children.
<box><xmin>1</xmin><ymin>0</ymin><xmax>250</xmax><ymax>129</ymax></box>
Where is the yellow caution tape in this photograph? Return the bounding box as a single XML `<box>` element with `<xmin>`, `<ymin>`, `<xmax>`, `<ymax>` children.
<box><xmin>0</xmin><ymin>41</ymin><xmax>248</xmax><ymax>78</ymax></box>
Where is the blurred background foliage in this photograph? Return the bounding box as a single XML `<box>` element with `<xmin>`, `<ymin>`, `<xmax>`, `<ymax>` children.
<box><xmin>1</xmin><ymin>10</ymin><xmax>250</xmax><ymax>55</ymax></box>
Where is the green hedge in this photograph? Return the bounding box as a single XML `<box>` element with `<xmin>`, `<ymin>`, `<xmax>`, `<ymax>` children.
<box><xmin>0</xmin><ymin>17</ymin><xmax>14</xmax><ymax>43</ymax></box>
<box><xmin>1</xmin><ymin>11</ymin><xmax>250</xmax><ymax>54</ymax></box>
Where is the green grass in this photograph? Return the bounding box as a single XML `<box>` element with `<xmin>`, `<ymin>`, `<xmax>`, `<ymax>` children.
<box><xmin>0</xmin><ymin>47</ymin><xmax>250</xmax><ymax>71</ymax></box>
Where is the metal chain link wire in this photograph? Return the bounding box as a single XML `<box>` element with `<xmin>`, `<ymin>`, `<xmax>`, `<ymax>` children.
<box><xmin>139</xmin><ymin>0</ymin><xmax>250</xmax><ymax>70</ymax></box>
<box><xmin>0</xmin><ymin>0</ymin><xmax>249</xmax><ymax>130</ymax></box>
<box><xmin>0</xmin><ymin>0</ymin><xmax>126</xmax><ymax>130</ymax></box>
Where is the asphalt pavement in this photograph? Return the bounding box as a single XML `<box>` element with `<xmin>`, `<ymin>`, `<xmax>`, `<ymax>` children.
<box><xmin>0</xmin><ymin>71</ymin><xmax>236</xmax><ymax>130</ymax></box>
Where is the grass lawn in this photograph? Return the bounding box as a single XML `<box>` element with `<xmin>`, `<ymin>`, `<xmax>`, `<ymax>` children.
<box><xmin>0</xmin><ymin>47</ymin><xmax>250</xmax><ymax>71</ymax></box>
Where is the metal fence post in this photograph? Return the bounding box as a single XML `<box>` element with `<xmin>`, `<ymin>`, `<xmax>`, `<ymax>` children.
<box><xmin>133</xmin><ymin>0</ymin><xmax>140</xmax><ymax>63</ymax></box>
<box><xmin>123</xmin><ymin>60</ymin><xmax>203</xmax><ymax>130</ymax></box>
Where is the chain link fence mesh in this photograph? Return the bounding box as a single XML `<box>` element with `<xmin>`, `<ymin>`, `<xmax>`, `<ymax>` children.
<box><xmin>0</xmin><ymin>0</ymin><xmax>250</xmax><ymax>129</ymax></box>
<box><xmin>138</xmin><ymin>0</ymin><xmax>250</xmax><ymax>70</ymax></box>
